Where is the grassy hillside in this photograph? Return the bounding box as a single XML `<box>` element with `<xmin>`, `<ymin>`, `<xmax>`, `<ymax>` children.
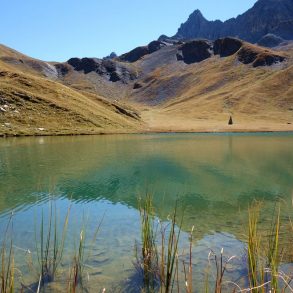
<box><xmin>0</xmin><ymin>53</ymin><xmax>142</xmax><ymax>136</ymax></box>
<box><xmin>0</xmin><ymin>41</ymin><xmax>292</xmax><ymax>135</ymax></box>
<box><xmin>130</xmin><ymin>42</ymin><xmax>293</xmax><ymax>132</ymax></box>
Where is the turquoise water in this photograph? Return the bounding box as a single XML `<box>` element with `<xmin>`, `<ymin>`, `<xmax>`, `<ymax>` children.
<box><xmin>0</xmin><ymin>133</ymin><xmax>292</xmax><ymax>291</ymax></box>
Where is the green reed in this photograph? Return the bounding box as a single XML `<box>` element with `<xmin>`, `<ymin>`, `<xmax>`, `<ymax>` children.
<box><xmin>266</xmin><ymin>205</ymin><xmax>281</xmax><ymax>292</ymax></box>
<box><xmin>183</xmin><ymin>226</ymin><xmax>194</xmax><ymax>293</ymax></box>
<box><xmin>247</xmin><ymin>202</ymin><xmax>265</xmax><ymax>292</ymax></box>
<box><xmin>67</xmin><ymin>214</ymin><xmax>103</xmax><ymax>293</ymax></box>
<box><xmin>137</xmin><ymin>195</ymin><xmax>183</xmax><ymax>293</ymax></box>
<box><xmin>139</xmin><ymin>194</ymin><xmax>159</xmax><ymax>292</ymax></box>
<box><xmin>35</xmin><ymin>202</ymin><xmax>70</xmax><ymax>286</ymax></box>
<box><xmin>0</xmin><ymin>215</ymin><xmax>14</xmax><ymax>293</ymax></box>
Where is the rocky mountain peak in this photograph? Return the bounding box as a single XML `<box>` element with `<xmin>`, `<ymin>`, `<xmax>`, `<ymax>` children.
<box><xmin>174</xmin><ymin>0</ymin><xmax>293</xmax><ymax>44</ymax></box>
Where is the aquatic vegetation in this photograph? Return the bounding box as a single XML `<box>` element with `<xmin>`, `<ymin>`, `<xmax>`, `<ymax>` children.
<box><xmin>183</xmin><ymin>226</ymin><xmax>194</xmax><ymax>293</ymax></box>
<box><xmin>0</xmin><ymin>197</ymin><xmax>292</xmax><ymax>292</ymax></box>
<box><xmin>67</xmin><ymin>214</ymin><xmax>103</xmax><ymax>293</ymax></box>
<box><xmin>138</xmin><ymin>194</ymin><xmax>159</xmax><ymax>292</ymax></box>
<box><xmin>161</xmin><ymin>203</ymin><xmax>182</xmax><ymax>293</ymax></box>
<box><xmin>247</xmin><ymin>202</ymin><xmax>265</xmax><ymax>292</ymax></box>
<box><xmin>135</xmin><ymin>197</ymin><xmax>293</xmax><ymax>293</ymax></box>
<box><xmin>35</xmin><ymin>202</ymin><xmax>70</xmax><ymax>286</ymax></box>
<box><xmin>0</xmin><ymin>215</ymin><xmax>14</xmax><ymax>293</ymax></box>
<box><xmin>266</xmin><ymin>205</ymin><xmax>281</xmax><ymax>292</ymax></box>
<box><xmin>136</xmin><ymin>195</ymin><xmax>184</xmax><ymax>293</ymax></box>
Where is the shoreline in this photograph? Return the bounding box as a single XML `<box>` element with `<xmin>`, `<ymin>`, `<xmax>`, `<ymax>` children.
<box><xmin>1</xmin><ymin>128</ymin><xmax>293</xmax><ymax>138</ymax></box>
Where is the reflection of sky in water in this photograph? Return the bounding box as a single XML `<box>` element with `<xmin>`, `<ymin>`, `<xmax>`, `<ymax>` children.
<box><xmin>0</xmin><ymin>133</ymin><xmax>293</xmax><ymax>289</ymax></box>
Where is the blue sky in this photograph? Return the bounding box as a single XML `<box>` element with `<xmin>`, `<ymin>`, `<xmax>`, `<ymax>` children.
<box><xmin>0</xmin><ymin>0</ymin><xmax>257</xmax><ymax>61</ymax></box>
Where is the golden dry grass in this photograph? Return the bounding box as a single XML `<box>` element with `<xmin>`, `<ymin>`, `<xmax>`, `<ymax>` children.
<box><xmin>1</xmin><ymin>42</ymin><xmax>293</xmax><ymax>135</ymax></box>
<box><xmin>132</xmin><ymin>45</ymin><xmax>293</xmax><ymax>132</ymax></box>
<box><xmin>0</xmin><ymin>58</ymin><xmax>142</xmax><ymax>136</ymax></box>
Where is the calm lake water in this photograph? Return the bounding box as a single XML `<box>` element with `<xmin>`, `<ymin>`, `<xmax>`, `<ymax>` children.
<box><xmin>0</xmin><ymin>133</ymin><xmax>293</xmax><ymax>291</ymax></box>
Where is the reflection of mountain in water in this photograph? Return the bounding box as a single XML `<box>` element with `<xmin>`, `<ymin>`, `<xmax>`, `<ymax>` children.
<box><xmin>0</xmin><ymin>134</ymin><xmax>292</xmax><ymax>237</ymax></box>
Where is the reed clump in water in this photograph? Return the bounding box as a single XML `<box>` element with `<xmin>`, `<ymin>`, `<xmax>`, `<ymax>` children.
<box><xmin>67</xmin><ymin>214</ymin><xmax>103</xmax><ymax>293</ymax></box>
<box><xmin>138</xmin><ymin>194</ymin><xmax>159</xmax><ymax>292</ymax></box>
<box><xmin>136</xmin><ymin>195</ymin><xmax>183</xmax><ymax>293</ymax></box>
<box><xmin>34</xmin><ymin>203</ymin><xmax>70</xmax><ymax>286</ymax></box>
<box><xmin>245</xmin><ymin>201</ymin><xmax>292</xmax><ymax>293</ymax></box>
<box><xmin>136</xmin><ymin>197</ymin><xmax>293</xmax><ymax>293</ymax></box>
<box><xmin>1</xmin><ymin>197</ymin><xmax>292</xmax><ymax>292</ymax></box>
<box><xmin>0</xmin><ymin>215</ymin><xmax>14</xmax><ymax>293</ymax></box>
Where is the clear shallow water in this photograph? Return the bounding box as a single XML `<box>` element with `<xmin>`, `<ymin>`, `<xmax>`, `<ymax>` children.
<box><xmin>0</xmin><ymin>133</ymin><xmax>293</xmax><ymax>291</ymax></box>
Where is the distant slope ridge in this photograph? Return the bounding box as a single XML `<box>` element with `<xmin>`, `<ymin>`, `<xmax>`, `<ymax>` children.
<box><xmin>174</xmin><ymin>0</ymin><xmax>293</xmax><ymax>43</ymax></box>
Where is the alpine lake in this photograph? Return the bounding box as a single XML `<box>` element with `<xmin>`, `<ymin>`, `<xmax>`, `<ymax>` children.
<box><xmin>0</xmin><ymin>133</ymin><xmax>292</xmax><ymax>292</ymax></box>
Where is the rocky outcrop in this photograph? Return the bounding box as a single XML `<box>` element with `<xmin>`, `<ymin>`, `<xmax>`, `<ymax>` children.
<box><xmin>213</xmin><ymin>38</ymin><xmax>243</xmax><ymax>57</ymax></box>
<box><xmin>54</xmin><ymin>63</ymin><xmax>70</xmax><ymax>76</ymax></box>
<box><xmin>174</xmin><ymin>0</ymin><xmax>293</xmax><ymax>44</ymax></box>
<box><xmin>257</xmin><ymin>34</ymin><xmax>284</xmax><ymax>48</ymax></box>
<box><xmin>237</xmin><ymin>45</ymin><xmax>286</xmax><ymax>67</ymax></box>
<box><xmin>67</xmin><ymin>57</ymin><xmax>98</xmax><ymax>74</ymax></box>
<box><xmin>67</xmin><ymin>58</ymin><xmax>137</xmax><ymax>83</ymax></box>
<box><xmin>119</xmin><ymin>41</ymin><xmax>167</xmax><ymax>63</ymax></box>
<box><xmin>177</xmin><ymin>40</ymin><xmax>212</xmax><ymax>64</ymax></box>
<box><xmin>175</xmin><ymin>37</ymin><xmax>286</xmax><ymax>67</ymax></box>
<box><xmin>148</xmin><ymin>41</ymin><xmax>166</xmax><ymax>53</ymax></box>
<box><xmin>103</xmin><ymin>52</ymin><xmax>117</xmax><ymax>60</ymax></box>
<box><xmin>119</xmin><ymin>46</ymin><xmax>149</xmax><ymax>63</ymax></box>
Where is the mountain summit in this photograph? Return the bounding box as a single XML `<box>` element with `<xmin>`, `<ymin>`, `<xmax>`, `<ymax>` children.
<box><xmin>175</xmin><ymin>0</ymin><xmax>293</xmax><ymax>43</ymax></box>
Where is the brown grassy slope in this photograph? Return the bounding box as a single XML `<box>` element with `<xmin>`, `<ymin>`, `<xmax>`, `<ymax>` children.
<box><xmin>0</xmin><ymin>59</ymin><xmax>142</xmax><ymax>136</ymax></box>
<box><xmin>130</xmin><ymin>43</ymin><xmax>293</xmax><ymax>132</ymax></box>
<box><xmin>0</xmin><ymin>44</ymin><xmax>59</xmax><ymax>79</ymax></box>
<box><xmin>1</xmin><ymin>41</ymin><xmax>293</xmax><ymax>134</ymax></box>
<box><xmin>0</xmin><ymin>44</ymin><xmax>136</xmax><ymax>102</ymax></box>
